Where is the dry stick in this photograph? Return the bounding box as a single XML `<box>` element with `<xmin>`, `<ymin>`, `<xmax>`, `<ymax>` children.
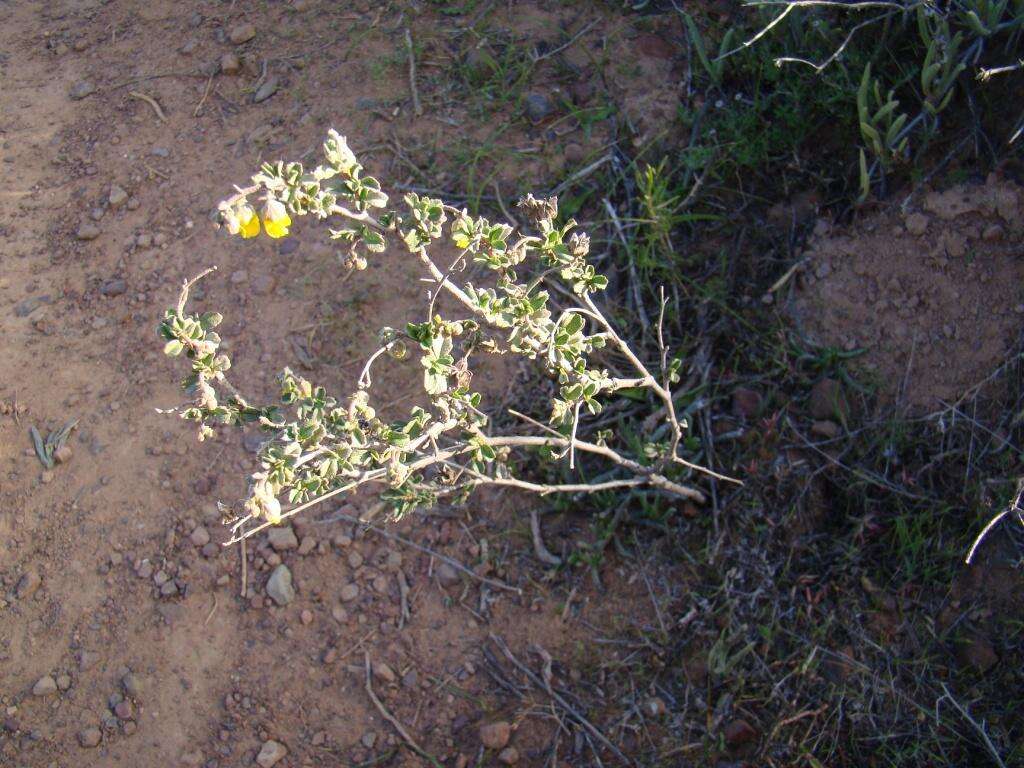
<box><xmin>397</xmin><ymin>570</ymin><xmax>412</xmax><ymax>629</ymax></box>
<box><xmin>404</xmin><ymin>29</ymin><xmax>423</xmax><ymax>117</ymax></box>
<box><xmin>194</xmin><ymin>73</ymin><xmax>215</xmax><ymax>117</ymax></box>
<box><xmin>602</xmin><ymin>198</ymin><xmax>651</xmax><ymax>334</ymax></box>
<box><xmin>939</xmin><ymin>683</ymin><xmax>1008</xmax><ymax>768</ymax></box>
<box><xmin>313</xmin><ymin>508</ymin><xmax>522</xmax><ymax>594</ymax></box>
<box><xmin>364</xmin><ymin>653</ymin><xmax>442</xmax><ymax>766</ymax></box>
<box><xmin>713</xmin><ymin>3</ymin><xmax>795</xmax><ymax>61</ymax></box>
<box><xmin>965</xmin><ymin>506</ymin><xmax>1015</xmax><ymax>565</ymax></box>
<box><xmin>129</xmin><ymin>90</ymin><xmax>167</xmax><ymax>121</ymax></box>
<box><xmin>530</xmin><ymin>509</ymin><xmax>563</xmax><ymax>566</ymax></box>
<box><xmin>531</xmin><ymin>18</ymin><xmax>599</xmax><ymax>62</ymax></box>
<box><xmin>238</xmin><ymin>528</ymin><xmax>248</xmax><ymax>599</ymax></box>
<box><xmin>490</xmin><ymin>634</ymin><xmax>630</xmax><ymax>766</ymax></box>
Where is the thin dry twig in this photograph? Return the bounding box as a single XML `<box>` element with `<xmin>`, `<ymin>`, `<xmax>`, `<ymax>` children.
<box><xmin>531</xmin><ymin>19</ymin><xmax>599</xmax><ymax>63</ymax></box>
<box><xmin>313</xmin><ymin>508</ymin><xmax>522</xmax><ymax>594</ymax></box>
<box><xmin>194</xmin><ymin>73</ymin><xmax>215</xmax><ymax>117</ymax></box>
<box><xmin>530</xmin><ymin>509</ymin><xmax>563</xmax><ymax>566</ymax></box>
<box><xmin>129</xmin><ymin>90</ymin><xmax>167</xmax><ymax>121</ymax></box>
<box><xmin>490</xmin><ymin>633</ymin><xmax>630</xmax><ymax>765</ymax></box>
<box><xmin>404</xmin><ymin>28</ymin><xmax>423</xmax><ymax>117</ymax></box>
<box><xmin>939</xmin><ymin>683</ymin><xmax>1008</xmax><ymax>768</ymax></box>
<box><xmin>365</xmin><ymin>653</ymin><xmax>441</xmax><ymax>765</ymax></box>
<box><xmin>965</xmin><ymin>484</ymin><xmax>1022</xmax><ymax>564</ymax></box>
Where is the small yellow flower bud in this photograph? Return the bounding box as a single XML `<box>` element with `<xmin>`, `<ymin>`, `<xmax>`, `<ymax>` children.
<box><xmin>238</xmin><ymin>205</ymin><xmax>260</xmax><ymax>239</ymax></box>
<box><xmin>262</xmin><ymin>198</ymin><xmax>291</xmax><ymax>239</ymax></box>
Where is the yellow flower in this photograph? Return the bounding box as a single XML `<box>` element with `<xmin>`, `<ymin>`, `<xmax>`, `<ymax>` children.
<box><xmin>262</xmin><ymin>198</ymin><xmax>291</xmax><ymax>239</ymax></box>
<box><xmin>238</xmin><ymin>205</ymin><xmax>260</xmax><ymax>239</ymax></box>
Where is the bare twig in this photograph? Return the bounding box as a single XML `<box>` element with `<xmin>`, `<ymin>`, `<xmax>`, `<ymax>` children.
<box><xmin>365</xmin><ymin>653</ymin><xmax>441</xmax><ymax>766</ymax></box>
<box><xmin>530</xmin><ymin>509</ymin><xmax>563</xmax><ymax>566</ymax></box>
<box><xmin>490</xmin><ymin>634</ymin><xmax>631</xmax><ymax>765</ymax></box>
<box><xmin>531</xmin><ymin>19</ymin><xmax>599</xmax><ymax>63</ymax></box>
<box><xmin>965</xmin><ymin>484</ymin><xmax>1022</xmax><ymax>564</ymax></box>
<box><xmin>404</xmin><ymin>29</ymin><xmax>423</xmax><ymax>117</ymax></box>
<box><xmin>312</xmin><ymin>508</ymin><xmax>523</xmax><ymax>594</ymax></box>
<box><xmin>938</xmin><ymin>683</ymin><xmax>1008</xmax><ymax>768</ymax></box>
<box><xmin>129</xmin><ymin>90</ymin><xmax>167</xmax><ymax>121</ymax></box>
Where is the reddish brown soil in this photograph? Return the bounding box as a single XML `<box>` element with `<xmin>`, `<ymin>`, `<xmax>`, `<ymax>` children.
<box><xmin>791</xmin><ymin>175</ymin><xmax>1024</xmax><ymax>410</ymax></box>
<box><xmin>0</xmin><ymin>2</ymin><xmax>687</xmax><ymax>766</ymax></box>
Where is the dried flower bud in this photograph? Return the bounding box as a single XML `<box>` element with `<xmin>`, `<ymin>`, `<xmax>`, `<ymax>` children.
<box><xmin>568</xmin><ymin>232</ymin><xmax>590</xmax><ymax>258</ymax></box>
<box><xmin>517</xmin><ymin>193</ymin><xmax>558</xmax><ymax>226</ymax></box>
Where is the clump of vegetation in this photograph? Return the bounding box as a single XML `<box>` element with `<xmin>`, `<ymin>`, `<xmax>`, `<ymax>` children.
<box><xmin>159</xmin><ymin>131</ymin><xmax>733</xmax><ymax>541</ymax></box>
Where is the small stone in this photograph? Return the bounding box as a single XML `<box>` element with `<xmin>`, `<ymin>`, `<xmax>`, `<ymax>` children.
<box><xmin>56</xmin><ymin>674</ymin><xmax>72</xmax><ymax>691</ymax></box>
<box><xmin>153</xmin><ymin>232</ymin><xmax>169</xmax><ymax>247</ymax></box>
<box><xmin>333</xmin><ymin>534</ymin><xmax>352</xmax><ymax>548</ymax></box>
<box><xmin>300</xmin><ymin>609</ymin><xmax>313</xmax><ymax>625</ymax></box>
<box><xmin>76</xmin><ymin>223</ymin><xmax>101</xmax><ymax>241</ymax></box>
<box><xmin>122</xmin><ymin>672</ymin><xmax>142</xmax><ymax>697</ymax></box>
<box><xmin>331</xmin><ymin>605</ymin><xmax>347</xmax><ymax>623</ymax></box>
<box><xmin>253</xmin><ymin>77</ymin><xmax>278</xmax><ymax>104</ymax></box>
<box><xmin>479</xmin><ymin>721</ymin><xmax>511</xmax><ymax>750</ymax></box>
<box><xmin>633</xmin><ymin>32</ymin><xmax>675</xmax><ymax>60</ymax></box>
<box><xmin>722</xmin><ymin>719</ymin><xmax>758</xmax><ymax>749</ymax></box>
<box><xmin>297</xmin><ymin>536</ymin><xmax>316</xmax><ymax>556</ymax></box>
<box><xmin>69</xmin><ymin>81</ymin><xmax>96</xmax><ymax>100</ymax></box>
<box><xmin>808</xmin><ymin>378</ymin><xmax>846</xmax><ymax>421</ymax></box>
<box><xmin>16</xmin><ymin>571</ymin><xmax>41</xmax><ymax>599</ymax></box>
<box><xmin>731</xmin><ymin>387</ymin><xmax>762</xmax><ymax>419</ymax></box>
<box><xmin>32</xmin><ymin>676</ymin><xmax>57</xmax><ymax>696</ymax></box>
<box><xmin>179</xmin><ymin>38</ymin><xmax>197</xmax><ymax>55</ymax></box>
<box><xmin>267</xmin><ymin>526</ymin><xmax>299</xmax><ymax>551</ymax></box>
<box><xmin>190</xmin><ymin>526</ymin><xmax>211</xmax><ymax>547</ymax></box>
<box><xmin>101</xmin><ymin>278</ymin><xmax>127</xmax><ymax>297</ymax></box>
<box><xmin>360</xmin><ymin>731</ymin><xmax>377</xmax><ymax>749</ymax></box>
<box><xmin>108</xmin><ymin>185</ymin><xmax>128</xmax><ymax>207</ymax></box>
<box><xmin>278</xmin><ymin>238</ymin><xmax>299</xmax><ymax>255</ymax></box>
<box><xmin>340</xmin><ymin>583</ymin><xmax>359</xmax><ymax>602</ymax></box>
<box><xmin>401</xmin><ymin>669</ymin><xmax>418</xmax><ymax>688</ymax></box>
<box><xmin>982</xmin><ymin>223</ymin><xmax>1004</xmax><ymax>242</ymax></box>
<box><xmin>905</xmin><ymin>212</ymin><xmax>929</xmax><ymax>236</ymax></box>
<box><xmin>498</xmin><ymin>747</ymin><xmax>519</xmax><ymax>765</ymax></box>
<box><xmin>810</xmin><ymin>420</ymin><xmax>841</xmax><ymax>439</ymax></box>
<box><xmin>256</xmin><ymin>739</ymin><xmax>287</xmax><ymax>768</ymax></box>
<box><xmin>79</xmin><ymin>651</ymin><xmax>99</xmax><ymax>671</ymax></box>
<box><xmin>137</xmin><ymin>561</ymin><xmax>153</xmax><ymax>579</ymax></box>
<box><xmin>266</xmin><ymin>565</ymin><xmax>295</xmax><ymax>606</ymax></box>
<box><xmin>523</xmin><ymin>92</ymin><xmax>553</xmax><ymax>123</ymax></box>
<box><xmin>229</xmin><ymin>22</ymin><xmax>257</xmax><ymax>45</ymax></box>
<box><xmin>959</xmin><ymin>634</ymin><xmax>998</xmax><ymax>674</ymax></box>
<box><xmin>347</xmin><ymin>551</ymin><xmax>364</xmax><ymax>568</ymax></box>
<box><xmin>564</xmin><ymin>143</ymin><xmax>584</xmax><ymax>164</ymax></box>
<box><xmin>220</xmin><ymin>52</ymin><xmax>241</xmax><ymax>75</ymax></box>
<box><xmin>78</xmin><ymin>727</ymin><xmax>102</xmax><ymax>748</ymax></box>
<box><xmin>114</xmin><ymin>701</ymin><xmax>133</xmax><ymax>720</ymax></box>
<box><xmin>160</xmin><ymin>581</ymin><xmax>179</xmax><ymax>597</ymax></box>
<box><xmin>643</xmin><ymin>697</ymin><xmax>666</xmax><ymax>717</ymax></box>
<box><xmin>150</xmin><ymin>146</ymin><xmax>170</xmax><ymax>158</ymax></box>
<box><xmin>436</xmin><ymin>562</ymin><xmax>460</xmax><ymax>587</ymax></box>
<box><xmin>372</xmin><ymin>661</ymin><xmax>397</xmax><ymax>684</ymax></box>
